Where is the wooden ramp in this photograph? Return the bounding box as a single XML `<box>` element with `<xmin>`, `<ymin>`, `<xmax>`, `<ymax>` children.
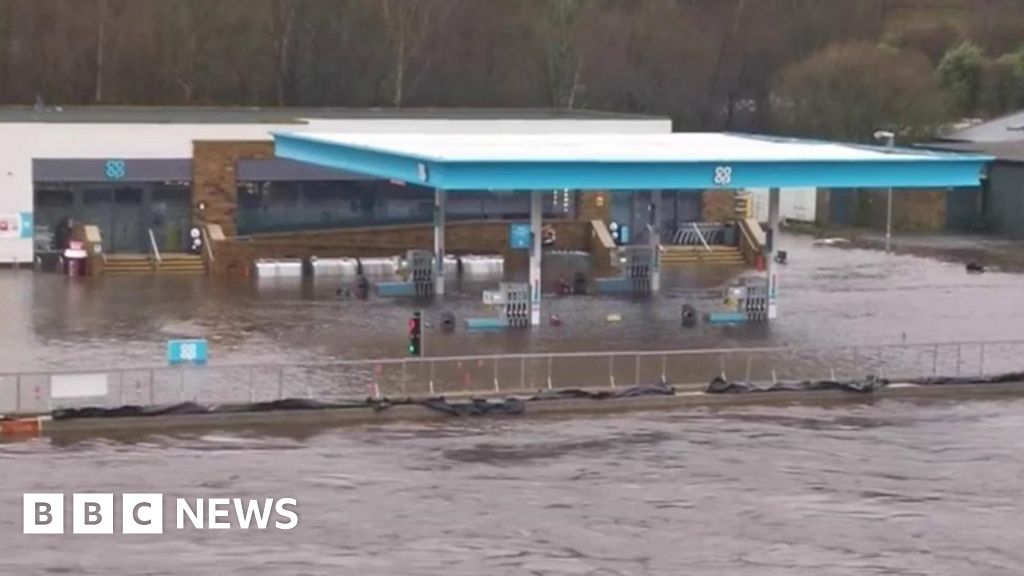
<box><xmin>660</xmin><ymin>245</ymin><xmax>746</xmax><ymax>265</ymax></box>
<box><xmin>103</xmin><ymin>253</ymin><xmax>206</xmax><ymax>276</ymax></box>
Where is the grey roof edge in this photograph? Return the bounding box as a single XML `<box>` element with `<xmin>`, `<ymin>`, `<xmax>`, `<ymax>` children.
<box><xmin>917</xmin><ymin>141</ymin><xmax>1024</xmax><ymax>163</ymax></box>
<box><xmin>0</xmin><ymin>105</ymin><xmax>669</xmax><ymax>124</ymax></box>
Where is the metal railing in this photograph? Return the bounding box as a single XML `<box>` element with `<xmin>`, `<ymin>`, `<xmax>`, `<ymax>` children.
<box><xmin>2</xmin><ymin>339</ymin><xmax>1023</xmax><ymax>416</ymax></box>
<box><xmin>147</xmin><ymin>228</ymin><xmax>162</xmax><ymax>264</ymax></box>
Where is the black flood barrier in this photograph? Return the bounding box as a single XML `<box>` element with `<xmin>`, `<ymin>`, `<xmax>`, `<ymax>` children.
<box><xmin>420</xmin><ymin>397</ymin><xmax>526</xmax><ymax>417</ymax></box>
<box><xmin>50</xmin><ymin>398</ymin><xmax>392</xmax><ymax>421</ymax></box>
<box><xmin>530</xmin><ymin>383</ymin><xmax>677</xmax><ymax>401</ymax></box>
<box><xmin>905</xmin><ymin>371</ymin><xmax>1024</xmax><ymax>386</ymax></box>
<box><xmin>705</xmin><ymin>375</ymin><xmax>887</xmax><ymax>395</ymax></box>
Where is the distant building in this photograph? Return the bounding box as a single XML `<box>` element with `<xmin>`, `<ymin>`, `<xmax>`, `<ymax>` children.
<box><xmin>925</xmin><ymin>109</ymin><xmax>1024</xmax><ymax>238</ymax></box>
<box><xmin>0</xmin><ymin>106</ymin><xmax>676</xmax><ymax>264</ymax></box>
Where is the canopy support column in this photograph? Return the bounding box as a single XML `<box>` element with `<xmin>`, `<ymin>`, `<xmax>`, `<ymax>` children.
<box><xmin>434</xmin><ymin>188</ymin><xmax>446</xmax><ymax>296</ymax></box>
<box><xmin>766</xmin><ymin>187</ymin><xmax>780</xmax><ymax>319</ymax></box>
<box><xmin>530</xmin><ymin>190</ymin><xmax>542</xmax><ymax>326</ymax></box>
<box><xmin>649</xmin><ymin>190</ymin><xmax>662</xmax><ymax>293</ymax></box>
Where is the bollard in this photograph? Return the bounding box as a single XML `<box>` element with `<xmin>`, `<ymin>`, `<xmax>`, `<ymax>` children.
<box><xmin>371</xmin><ymin>364</ymin><xmax>382</xmax><ymax>399</ymax></box>
<box><xmin>429</xmin><ymin>361</ymin><xmax>436</xmax><ymax>396</ymax></box>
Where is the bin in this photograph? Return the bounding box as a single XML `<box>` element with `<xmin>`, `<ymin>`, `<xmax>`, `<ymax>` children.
<box><xmin>63</xmin><ymin>241</ymin><xmax>88</xmax><ymax>277</ymax></box>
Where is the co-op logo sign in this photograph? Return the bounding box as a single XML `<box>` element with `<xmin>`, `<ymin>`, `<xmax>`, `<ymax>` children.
<box><xmin>23</xmin><ymin>493</ymin><xmax>298</xmax><ymax>534</ymax></box>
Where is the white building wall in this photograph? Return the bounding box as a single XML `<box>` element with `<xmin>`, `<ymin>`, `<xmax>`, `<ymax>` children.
<box><xmin>0</xmin><ymin>117</ymin><xmax>671</xmax><ymax>263</ymax></box>
<box><xmin>749</xmin><ymin>187</ymin><xmax>817</xmax><ymax>223</ymax></box>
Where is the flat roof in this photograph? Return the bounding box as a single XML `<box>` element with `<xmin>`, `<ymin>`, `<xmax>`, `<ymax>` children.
<box><xmin>0</xmin><ymin>105</ymin><xmax>662</xmax><ymax>124</ymax></box>
<box><xmin>938</xmin><ymin>109</ymin><xmax>1024</xmax><ymax>143</ymax></box>
<box><xmin>923</xmin><ymin>141</ymin><xmax>1024</xmax><ymax>163</ymax></box>
<box><xmin>273</xmin><ymin>132</ymin><xmax>992</xmax><ymax>190</ymax></box>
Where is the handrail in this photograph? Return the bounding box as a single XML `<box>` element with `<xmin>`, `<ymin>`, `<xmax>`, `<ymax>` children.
<box><xmin>692</xmin><ymin>222</ymin><xmax>712</xmax><ymax>252</ymax></box>
<box><xmin>201</xmin><ymin>226</ymin><xmax>215</xmax><ymax>262</ymax></box>
<box><xmin>4</xmin><ymin>338</ymin><xmax>1020</xmax><ymax>377</ymax></box>
<box><xmin>147</xmin><ymin>229</ymin><xmax>162</xmax><ymax>263</ymax></box>
<box><xmin>738</xmin><ymin>219</ymin><xmax>755</xmax><ymax>259</ymax></box>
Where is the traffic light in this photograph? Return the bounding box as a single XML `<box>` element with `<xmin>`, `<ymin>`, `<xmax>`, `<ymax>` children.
<box><xmin>408</xmin><ymin>311</ymin><xmax>422</xmax><ymax>356</ymax></box>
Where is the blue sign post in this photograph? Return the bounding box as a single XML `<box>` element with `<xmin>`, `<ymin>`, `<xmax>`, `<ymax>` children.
<box><xmin>509</xmin><ymin>223</ymin><xmax>532</xmax><ymax>250</ymax></box>
<box><xmin>167</xmin><ymin>339</ymin><xmax>208</xmax><ymax>365</ymax></box>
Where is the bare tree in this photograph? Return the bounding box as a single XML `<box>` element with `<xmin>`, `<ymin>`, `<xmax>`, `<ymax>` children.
<box><xmin>94</xmin><ymin>0</ymin><xmax>107</xmax><ymax>103</ymax></box>
<box><xmin>540</xmin><ymin>0</ymin><xmax>585</xmax><ymax>109</ymax></box>
<box><xmin>270</xmin><ymin>0</ymin><xmax>298</xmax><ymax>106</ymax></box>
<box><xmin>379</xmin><ymin>0</ymin><xmax>434</xmax><ymax>107</ymax></box>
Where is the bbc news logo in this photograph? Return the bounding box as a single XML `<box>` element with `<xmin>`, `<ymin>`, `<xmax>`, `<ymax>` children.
<box><xmin>23</xmin><ymin>494</ymin><xmax>299</xmax><ymax>534</ymax></box>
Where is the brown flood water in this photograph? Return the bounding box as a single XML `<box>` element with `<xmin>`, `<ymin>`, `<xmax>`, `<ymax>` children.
<box><xmin>2</xmin><ymin>234</ymin><xmax>1024</xmax><ymax>574</ymax></box>
<box><xmin>3</xmin><ymin>399</ymin><xmax>1024</xmax><ymax>575</ymax></box>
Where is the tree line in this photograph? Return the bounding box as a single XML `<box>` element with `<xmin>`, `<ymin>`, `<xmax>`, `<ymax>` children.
<box><xmin>1</xmin><ymin>0</ymin><xmax>1023</xmax><ymax>142</ymax></box>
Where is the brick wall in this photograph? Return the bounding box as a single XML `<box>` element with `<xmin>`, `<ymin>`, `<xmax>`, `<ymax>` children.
<box><xmin>192</xmin><ymin>140</ymin><xmax>274</xmax><ymax>237</ymax></box>
<box><xmin>817</xmin><ymin>188</ymin><xmax>957</xmax><ymax>232</ymax></box>
<box><xmin>892</xmin><ymin>189</ymin><xmax>947</xmax><ymax>231</ymax></box>
<box><xmin>212</xmin><ymin>219</ymin><xmax>590</xmax><ymax>275</ymax></box>
<box><xmin>576</xmin><ymin>191</ymin><xmax>610</xmax><ymax>223</ymax></box>
<box><xmin>701</xmin><ymin>190</ymin><xmax>735</xmax><ymax>221</ymax></box>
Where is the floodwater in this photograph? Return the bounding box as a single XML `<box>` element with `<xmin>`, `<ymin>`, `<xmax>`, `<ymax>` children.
<box><xmin>4</xmin><ymin>399</ymin><xmax>1024</xmax><ymax>575</ymax></box>
<box><xmin>4</xmin><ymin>235</ymin><xmax>1024</xmax><ymax>574</ymax></box>
<box><xmin>2</xmin><ymin>233</ymin><xmax>1024</xmax><ymax>373</ymax></box>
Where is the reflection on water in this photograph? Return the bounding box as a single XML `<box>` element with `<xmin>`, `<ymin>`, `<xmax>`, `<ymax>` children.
<box><xmin>1</xmin><ymin>233</ymin><xmax>1024</xmax><ymax>373</ymax></box>
<box><xmin>3</xmin><ymin>399</ymin><xmax>1024</xmax><ymax>575</ymax></box>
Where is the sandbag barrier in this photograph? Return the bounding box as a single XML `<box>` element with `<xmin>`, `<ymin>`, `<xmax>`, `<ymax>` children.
<box><xmin>46</xmin><ymin>384</ymin><xmax>681</xmax><ymax>422</ymax></box>
<box><xmin>703</xmin><ymin>370</ymin><xmax>1024</xmax><ymax>395</ymax></box>
<box><xmin>903</xmin><ymin>371</ymin><xmax>1024</xmax><ymax>386</ymax></box>
<box><xmin>27</xmin><ymin>373</ymin><xmax>1024</xmax><ymax>425</ymax></box>
<box><xmin>705</xmin><ymin>375</ymin><xmax>887</xmax><ymax>394</ymax></box>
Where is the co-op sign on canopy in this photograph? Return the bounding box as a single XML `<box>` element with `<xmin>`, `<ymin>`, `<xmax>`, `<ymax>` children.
<box><xmin>23</xmin><ymin>493</ymin><xmax>299</xmax><ymax>534</ymax></box>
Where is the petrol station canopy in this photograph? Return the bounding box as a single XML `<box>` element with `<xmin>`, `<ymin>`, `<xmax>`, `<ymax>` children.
<box><xmin>272</xmin><ymin>131</ymin><xmax>992</xmax><ymax>191</ymax></box>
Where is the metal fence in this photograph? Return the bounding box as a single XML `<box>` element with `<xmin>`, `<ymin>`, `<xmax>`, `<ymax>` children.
<box><xmin>2</xmin><ymin>339</ymin><xmax>1024</xmax><ymax>416</ymax></box>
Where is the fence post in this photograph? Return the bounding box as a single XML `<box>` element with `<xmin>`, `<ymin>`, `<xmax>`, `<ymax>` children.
<box><xmin>634</xmin><ymin>354</ymin><xmax>640</xmax><ymax>386</ymax></box>
<box><xmin>610</xmin><ymin>356</ymin><xmax>616</xmax><ymax>388</ymax></box>
<box><xmin>979</xmin><ymin>342</ymin><xmax>986</xmax><ymax>376</ymax></box>
<box><xmin>430</xmin><ymin>360</ymin><xmax>436</xmax><ymax>396</ymax></box>
<box><xmin>547</xmin><ymin>356</ymin><xmax>553</xmax><ymax>390</ymax></box>
<box><xmin>661</xmin><ymin>355</ymin><xmax>667</xmax><ymax>385</ymax></box>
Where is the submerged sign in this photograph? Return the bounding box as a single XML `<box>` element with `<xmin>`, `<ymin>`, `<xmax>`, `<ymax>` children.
<box><xmin>509</xmin><ymin>223</ymin><xmax>531</xmax><ymax>250</ymax></box>
<box><xmin>167</xmin><ymin>339</ymin><xmax>208</xmax><ymax>365</ymax></box>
